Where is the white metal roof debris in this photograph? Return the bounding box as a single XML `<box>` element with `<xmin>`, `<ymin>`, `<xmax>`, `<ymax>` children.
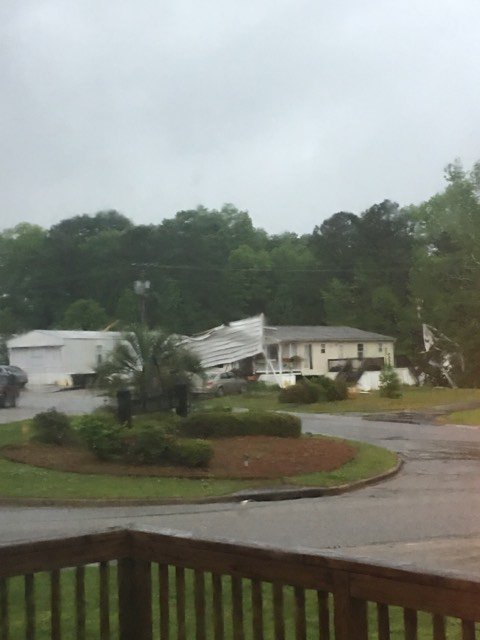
<box><xmin>183</xmin><ymin>315</ymin><xmax>265</xmax><ymax>369</ymax></box>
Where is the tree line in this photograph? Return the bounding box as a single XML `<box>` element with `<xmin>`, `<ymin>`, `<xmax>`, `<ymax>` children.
<box><xmin>1</xmin><ymin>159</ymin><xmax>479</xmax><ymax>384</ymax></box>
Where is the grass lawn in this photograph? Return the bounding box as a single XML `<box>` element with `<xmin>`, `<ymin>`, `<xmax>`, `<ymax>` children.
<box><xmin>3</xmin><ymin>565</ymin><xmax>469</xmax><ymax>640</ymax></box>
<box><xmin>197</xmin><ymin>385</ymin><xmax>480</xmax><ymax>414</ymax></box>
<box><xmin>440</xmin><ymin>407</ymin><xmax>480</xmax><ymax>425</ymax></box>
<box><xmin>0</xmin><ymin>420</ymin><xmax>396</xmax><ymax>501</ymax></box>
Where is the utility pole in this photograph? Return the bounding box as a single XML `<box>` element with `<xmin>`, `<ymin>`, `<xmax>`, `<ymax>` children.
<box><xmin>134</xmin><ymin>278</ymin><xmax>150</xmax><ymax>325</ymax></box>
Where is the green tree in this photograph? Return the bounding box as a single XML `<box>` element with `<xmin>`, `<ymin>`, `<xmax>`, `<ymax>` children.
<box><xmin>224</xmin><ymin>244</ymin><xmax>273</xmax><ymax>319</ymax></box>
<box><xmin>95</xmin><ymin>325</ymin><xmax>202</xmax><ymax>408</ymax></box>
<box><xmin>46</xmin><ymin>210</ymin><xmax>133</xmax><ymax>323</ymax></box>
<box><xmin>410</xmin><ymin>160</ymin><xmax>480</xmax><ymax>384</ymax></box>
<box><xmin>114</xmin><ymin>289</ymin><xmax>140</xmax><ymax>326</ymax></box>
<box><xmin>0</xmin><ymin>223</ymin><xmax>50</xmax><ymax>330</ymax></box>
<box><xmin>312</xmin><ymin>201</ymin><xmax>416</xmax><ymax>349</ymax></box>
<box><xmin>322</xmin><ymin>278</ymin><xmax>358</xmax><ymax>326</ymax></box>
<box><xmin>311</xmin><ymin>211</ymin><xmax>359</xmax><ymax>283</ymax></box>
<box><xmin>61</xmin><ymin>299</ymin><xmax>108</xmax><ymax>330</ymax></box>
<box><xmin>267</xmin><ymin>237</ymin><xmax>324</xmax><ymax>324</ymax></box>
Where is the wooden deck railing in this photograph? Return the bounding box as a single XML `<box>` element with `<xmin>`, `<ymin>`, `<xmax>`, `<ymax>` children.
<box><xmin>1</xmin><ymin>527</ymin><xmax>479</xmax><ymax>639</ymax></box>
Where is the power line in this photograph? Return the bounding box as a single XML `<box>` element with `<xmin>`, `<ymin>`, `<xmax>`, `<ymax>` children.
<box><xmin>131</xmin><ymin>262</ymin><xmax>361</xmax><ymax>274</ymax></box>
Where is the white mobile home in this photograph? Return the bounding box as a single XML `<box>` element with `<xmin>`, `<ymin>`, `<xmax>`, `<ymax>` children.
<box><xmin>259</xmin><ymin>325</ymin><xmax>417</xmax><ymax>390</ymax></box>
<box><xmin>184</xmin><ymin>316</ymin><xmax>415</xmax><ymax>390</ymax></box>
<box><xmin>7</xmin><ymin>330</ymin><xmax>121</xmax><ymax>386</ymax></box>
<box><xmin>261</xmin><ymin>325</ymin><xmax>395</xmax><ymax>376</ymax></box>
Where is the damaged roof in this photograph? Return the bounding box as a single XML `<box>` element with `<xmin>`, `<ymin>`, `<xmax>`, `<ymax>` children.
<box><xmin>184</xmin><ymin>315</ymin><xmax>264</xmax><ymax>369</ymax></box>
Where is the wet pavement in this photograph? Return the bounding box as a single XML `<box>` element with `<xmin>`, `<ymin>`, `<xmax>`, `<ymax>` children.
<box><xmin>2</xmin><ymin>392</ymin><xmax>480</xmax><ymax>575</ymax></box>
<box><xmin>0</xmin><ymin>385</ymin><xmax>107</xmax><ymax>422</ymax></box>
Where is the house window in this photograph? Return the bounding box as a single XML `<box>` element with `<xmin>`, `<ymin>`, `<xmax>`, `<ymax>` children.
<box><xmin>304</xmin><ymin>344</ymin><xmax>313</xmax><ymax>369</ymax></box>
<box><xmin>357</xmin><ymin>343</ymin><xmax>364</xmax><ymax>360</ymax></box>
<box><xmin>289</xmin><ymin>343</ymin><xmax>297</xmax><ymax>357</ymax></box>
<box><xmin>378</xmin><ymin>343</ymin><xmax>383</xmax><ymax>353</ymax></box>
<box><xmin>267</xmin><ymin>344</ymin><xmax>278</xmax><ymax>360</ymax></box>
<box><xmin>320</xmin><ymin>343</ymin><xmax>326</xmax><ymax>354</ymax></box>
<box><xmin>96</xmin><ymin>345</ymin><xmax>103</xmax><ymax>366</ymax></box>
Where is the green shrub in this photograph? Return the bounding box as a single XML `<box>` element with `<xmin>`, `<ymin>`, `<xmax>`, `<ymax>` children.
<box><xmin>310</xmin><ymin>375</ymin><xmax>349</xmax><ymax>401</ymax></box>
<box><xmin>332</xmin><ymin>378</ymin><xmax>349</xmax><ymax>401</ymax></box>
<box><xmin>73</xmin><ymin>414</ymin><xmax>125</xmax><ymax>460</ymax></box>
<box><xmin>131</xmin><ymin>418</ymin><xmax>178</xmax><ymax>436</ymax></box>
<box><xmin>247</xmin><ymin>381</ymin><xmax>278</xmax><ymax>394</ymax></box>
<box><xmin>134</xmin><ymin>411</ymin><xmax>181</xmax><ymax>427</ymax></box>
<box><xmin>242</xmin><ymin>411</ymin><xmax>302</xmax><ymax>437</ymax></box>
<box><xmin>278</xmin><ymin>380</ymin><xmax>323</xmax><ymax>404</ymax></box>
<box><xmin>379</xmin><ymin>365</ymin><xmax>403</xmax><ymax>398</ymax></box>
<box><xmin>120</xmin><ymin>423</ymin><xmax>213</xmax><ymax>467</ymax></box>
<box><xmin>279</xmin><ymin>377</ymin><xmax>348</xmax><ymax>404</ymax></box>
<box><xmin>197</xmin><ymin>405</ymin><xmax>233</xmax><ymax>414</ymax></box>
<box><xmin>170</xmin><ymin>439</ymin><xmax>213</xmax><ymax>468</ymax></box>
<box><xmin>93</xmin><ymin>404</ymin><xmax>117</xmax><ymax>416</ymax></box>
<box><xmin>178</xmin><ymin>412</ymin><xmax>242</xmax><ymax>438</ymax></box>
<box><xmin>123</xmin><ymin>424</ymin><xmax>176</xmax><ymax>465</ymax></box>
<box><xmin>31</xmin><ymin>409</ymin><xmax>74</xmax><ymax>445</ymax></box>
<box><xmin>178</xmin><ymin>411</ymin><xmax>301</xmax><ymax>439</ymax></box>
<box><xmin>73</xmin><ymin>413</ymin><xmax>212</xmax><ymax>467</ymax></box>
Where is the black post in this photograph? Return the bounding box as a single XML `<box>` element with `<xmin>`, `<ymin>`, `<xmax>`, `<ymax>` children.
<box><xmin>116</xmin><ymin>388</ymin><xmax>132</xmax><ymax>427</ymax></box>
<box><xmin>175</xmin><ymin>383</ymin><xmax>189</xmax><ymax>417</ymax></box>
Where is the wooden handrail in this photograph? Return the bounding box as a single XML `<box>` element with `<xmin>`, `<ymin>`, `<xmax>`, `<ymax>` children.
<box><xmin>1</xmin><ymin>527</ymin><xmax>480</xmax><ymax>639</ymax></box>
<box><xmin>0</xmin><ymin>529</ymin><xmax>130</xmax><ymax>578</ymax></box>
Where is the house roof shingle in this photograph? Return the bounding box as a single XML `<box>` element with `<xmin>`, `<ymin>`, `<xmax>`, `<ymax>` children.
<box><xmin>265</xmin><ymin>326</ymin><xmax>394</xmax><ymax>343</ymax></box>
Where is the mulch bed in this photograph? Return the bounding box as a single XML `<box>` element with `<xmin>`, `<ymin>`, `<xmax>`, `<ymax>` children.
<box><xmin>2</xmin><ymin>436</ymin><xmax>356</xmax><ymax>479</ymax></box>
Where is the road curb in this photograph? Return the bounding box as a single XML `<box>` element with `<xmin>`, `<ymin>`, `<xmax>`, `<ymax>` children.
<box><xmin>0</xmin><ymin>457</ymin><xmax>403</xmax><ymax>508</ymax></box>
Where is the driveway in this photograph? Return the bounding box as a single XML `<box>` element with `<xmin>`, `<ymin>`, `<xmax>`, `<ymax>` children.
<box><xmin>2</xmin><ymin>392</ymin><xmax>480</xmax><ymax>574</ymax></box>
<box><xmin>0</xmin><ymin>385</ymin><xmax>107</xmax><ymax>421</ymax></box>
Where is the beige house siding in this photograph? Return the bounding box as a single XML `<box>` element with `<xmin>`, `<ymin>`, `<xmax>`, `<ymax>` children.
<box><xmin>280</xmin><ymin>340</ymin><xmax>395</xmax><ymax>376</ymax></box>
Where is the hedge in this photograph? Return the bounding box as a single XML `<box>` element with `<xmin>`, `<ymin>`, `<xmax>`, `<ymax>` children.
<box><xmin>178</xmin><ymin>410</ymin><xmax>301</xmax><ymax>439</ymax></box>
<box><xmin>169</xmin><ymin>439</ymin><xmax>213</xmax><ymax>468</ymax></box>
<box><xmin>73</xmin><ymin>415</ymin><xmax>213</xmax><ymax>467</ymax></box>
<box><xmin>278</xmin><ymin>376</ymin><xmax>348</xmax><ymax>404</ymax></box>
<box><xmin>278</xmin><ymin>381</ymin><xmax>324</xmax><ymax>404</ymax></box>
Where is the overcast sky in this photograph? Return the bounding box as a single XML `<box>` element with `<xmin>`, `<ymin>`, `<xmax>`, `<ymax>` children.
<box><xmin>1</xmin><ymin>0</ymin><xmax>479</xmax><ymax>235</ymax></box>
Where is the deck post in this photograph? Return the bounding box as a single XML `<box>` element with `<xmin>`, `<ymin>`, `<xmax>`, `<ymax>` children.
<box><xmin>118</xmin><ymin>557</ymin><xmax>152</xmax><ymax>640</ymax></box>
<box><xmin>333</xmin><ymin>571</ymin><xmax>368</xmax><ymax>640</ymax></box>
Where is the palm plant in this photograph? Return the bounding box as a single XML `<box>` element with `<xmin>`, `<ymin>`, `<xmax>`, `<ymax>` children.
<box><xmin>95</xmin><ymin>325</ymin><xmax>202</xmax><ymax>409</ymax></box>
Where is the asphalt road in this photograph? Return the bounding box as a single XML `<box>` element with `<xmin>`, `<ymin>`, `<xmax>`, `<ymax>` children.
<box><xmin>2</xmin><ymin>388</ymin><xmax>480</xmax><ymax>574</ymax></box>
<box><xmin>2</xmin><ymin>384</ymin><xmax>108</xmax><ymax>419</ymax></box>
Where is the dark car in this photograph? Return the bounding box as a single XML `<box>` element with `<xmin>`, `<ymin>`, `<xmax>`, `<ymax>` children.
<box><xmin>0</xmin><ymin>373</ymin><xmax>19</xmax><ymax>408</ymax></box>
<box><xmin>0</xmin><ymin>365</ymin><xmax>28</xmax><ymax>387</ymax></box>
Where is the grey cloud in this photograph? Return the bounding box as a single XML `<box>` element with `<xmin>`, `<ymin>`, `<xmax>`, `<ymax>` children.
<box><xmin>1</xmin><ymin>0</ymin><xmax>480</xmax><ymax>232</ymax></box>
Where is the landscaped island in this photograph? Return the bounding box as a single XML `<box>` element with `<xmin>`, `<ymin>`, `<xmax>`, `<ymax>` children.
<box><xmin>0</xmin><ymin>409</ymin><xmax>398</xmax><ymax>501</ymax></box>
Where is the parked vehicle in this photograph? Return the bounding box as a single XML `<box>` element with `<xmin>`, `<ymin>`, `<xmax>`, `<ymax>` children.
<box><xmin>0</xmin><ymin>373</ymin><xmax>19</xmax><ymax>408</ymax></box>
<box><xmin>0</xmin><ymin>365</ymin><xmax>28</xmax><ymax>387</ymax></box>
<box><xmin>192</xmin><ymin>371</ymin><xmax>248</xmax><ymax>396</ymax></box>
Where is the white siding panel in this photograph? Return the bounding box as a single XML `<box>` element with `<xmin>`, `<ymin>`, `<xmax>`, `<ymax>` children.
<box><xmin>10</xmin><ymin>346</ymin><xmax>62</xmax><ymax>373</ymax></box>
<box><xmin>185</xmin><ymin>315</ymin><xmax>264</xmax><ymax>369</ymax></box>
<box><xmin>61</xmin><ymin>335</ymin><xmax>119</xmax><ymax>375</ymax></box>
<box><xmin>357</xmin><ymin>368</ymin><xmax>416</xmax><ymax>391</ymax></box>
<box><xmin>9</xmin><ymin>346</ymin><xmax>64</xmax><ymax>384</ymax></box>
<box><xmin>8</xmin><ymin>332</ymin><xmax>121</xmax><ymax>385</ymax></box>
